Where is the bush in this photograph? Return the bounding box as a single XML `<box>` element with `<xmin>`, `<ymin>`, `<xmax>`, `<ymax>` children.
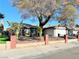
<box><xmin>0</xmin><ymin>35</ymin><xmax>8</xmax><ymax>41</ymax></box>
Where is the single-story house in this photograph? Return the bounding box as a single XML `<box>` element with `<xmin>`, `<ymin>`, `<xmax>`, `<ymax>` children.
<box><xmin>70</xmin><ymin>28</ymin><xmax>79</xmax><ymax>35</ymax></box>
<box><xmin>19</xmin><ymin>24</ymin><xmax>38</xmax><ymax>37</ymax></box>
<box><xmin>19</xmin><ymin>23</ymin><xmax>79</xmax><ymax>39</ymax></box>
<box><xmin>43</xmin><ymin>26</ymin><xmax>79</xmax><ymax>37</ymax></box>
<box><xmin>43</xmin><ymin>26</ymin><xmax>67</xmax><ymax>37</ymax></box>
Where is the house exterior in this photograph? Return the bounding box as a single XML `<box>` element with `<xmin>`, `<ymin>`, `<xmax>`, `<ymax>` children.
<box><xmin>19</xmin><ymin>24</ymin><xmax>38</xmax><ymax>37</ymax></box>
<box><xmin>44</xmin><ymin>26</ymin><xmax>79</xmax><ymax>37</ymax></box>
<box><xmin>72</xmin><ymin>28</ymin><xmax>79</xmax><ymax>35</ymax></box>
<box><xmin>73</xmin><ymin>30</ymin><xmax>78</xmax><ymax>35</ymax></box>
<box><xmin>19</xmin><ymin>23</ymin><xmax>79</xmax><ymax>39</ymax></box>
<box><xmin>54</xmin><ymin>27</ymin><xmax>67</xmax><ymax>37</ymax></box>
<box><xmin>44</xmin><ymin>26</ymin><xmax>67</xmax><ymax>37</ymax></box>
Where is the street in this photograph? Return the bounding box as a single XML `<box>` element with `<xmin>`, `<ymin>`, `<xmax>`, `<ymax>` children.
<box><xmin>0</xmin><ymin>41</ymin><xmax>79</xmax><ymax>59</ymax></box>
<box><xmin>20</xmin><ymin>47</ymin><xmax>79</xmax><ymax>59</ymax></box>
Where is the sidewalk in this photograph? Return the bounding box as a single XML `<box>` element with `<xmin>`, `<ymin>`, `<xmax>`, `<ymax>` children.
<box><xmin>0</xmin><ymin>39</ymin><xmax>79</xmax><ymax>59</ymax></box>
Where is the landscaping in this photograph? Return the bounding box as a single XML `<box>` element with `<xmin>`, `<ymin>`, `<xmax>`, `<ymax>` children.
<box><xmin>0</xmin><ymin>25</ymin><xmax>9</xmax><ymax>44</ymax></box>
<box><xmin>0</xmin><ymin>34</ymin><xmax>9</xmax><ymax>44</ymax></box>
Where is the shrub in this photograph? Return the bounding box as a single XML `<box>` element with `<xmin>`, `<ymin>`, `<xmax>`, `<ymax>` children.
<box><xmin>0</xmin><ymin>35</ymin><xmax>8</xmax><ymax>41</ymax></box>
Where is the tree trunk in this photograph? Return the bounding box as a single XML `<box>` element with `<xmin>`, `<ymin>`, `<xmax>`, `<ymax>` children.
<box><xmin>39</xmin><ymin>26</ymin><xmax>43</xmax><ymax>37</ymax></box>
<box><xmin>37</xmin><ymin>14</ymin><xmax>51</xmax><ymax>37</ymax></box>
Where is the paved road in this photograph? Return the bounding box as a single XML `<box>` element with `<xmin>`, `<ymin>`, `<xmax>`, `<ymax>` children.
<box><xmin>0</xmin><ymin>41</ymin><xmax>79</xmax><ymax>59</ymax></box>
<box><xmin>20</xmin><ymin>47</ymin><xmax>79</xmax><ymax>59</ymax></box>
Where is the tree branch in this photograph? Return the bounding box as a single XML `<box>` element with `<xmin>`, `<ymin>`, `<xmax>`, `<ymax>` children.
<box><xmin>42</xmin><ymin>15</ymin><xmax>51</xmax><ymax>26</ymax></box>
<box><xmin>37</xmin><ymin>14</ymin><xmax>43</xmax><ymax>27</ymax></box>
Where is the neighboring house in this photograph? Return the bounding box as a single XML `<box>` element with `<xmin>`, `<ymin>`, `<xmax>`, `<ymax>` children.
<box><xmin>73</xmin><ymin>30</ymin><xmax>78</xmax><ymax>35</ymax></box>
<box><xmin>43</xmin><ymin>26</ymin><xmax>67</xmax><ymax>37</ymax></box>
<box><xmin>19</xmin><ymin>24</ymin><xmax>38</xmax><ymax>37</ymax></box>
<box><xmin>44</xmin><ymin>26</ymin><xmax>79</xmax><ymax>37</ymax></box>
<box><xmin>72</xmin><ymin>28</ymin><xmax>79</xmax><ymax>35</ymax></box>
<box><xmin>19</xmin><ymin>23</ymin><xmax>79</xmax><ymax>39</ymax></box>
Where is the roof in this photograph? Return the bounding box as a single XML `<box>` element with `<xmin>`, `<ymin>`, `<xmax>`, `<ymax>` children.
<box><xmin>44</xmin><ymin>26</ymin><xmax>66</xmax><ymax>30</ymax></box>
<box><xmin>44</xmin><ymin>25</ymin><xmax>79</xmax><ymax>31</ymax></box>
<box><xmin>21</xmin><ymin>23</ymin><xmax>38</xmax><ymax>29</ymax></box>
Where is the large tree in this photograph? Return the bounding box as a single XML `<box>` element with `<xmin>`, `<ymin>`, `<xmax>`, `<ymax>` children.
<box><xmin>12</xmin><ymin>0</ymin><xmax>79</xmax><ymax>36</ymax></box>
<box><xmin>57</xmin><ymin>0</ymin><xmax>79</xmax><ymax>35</ymax></box>
<box><xmin>58</xmin><ymin>5</ymin><xmax>77</xmax><ymax>29</ymax></box>
<box><xmin>58</xmin><ymin>0</ymin><xmax>79</xmax><ymax>28</ymax></box>
<box><xmin>12</xmin><ymin>0</ymin><xmax>64</xmax><ymax>36</ymax></box>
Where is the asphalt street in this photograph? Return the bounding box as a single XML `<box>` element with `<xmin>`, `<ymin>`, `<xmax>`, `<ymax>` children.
<box><xmin>20</xmin><ymin>47</ymin><xmax>79</xmax><ymax>59</ymax></box>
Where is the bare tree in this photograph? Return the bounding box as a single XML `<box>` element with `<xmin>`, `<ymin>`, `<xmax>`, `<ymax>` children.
<box><xmin>11</xmin><ymin>0</ymin><xmax>61</xmax><ymax>36</ymax></box>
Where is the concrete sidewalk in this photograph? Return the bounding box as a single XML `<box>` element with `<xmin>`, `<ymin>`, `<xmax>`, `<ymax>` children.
<box><xmin>0</xmin><ymin>39</ymin><xmax>79</xmax><ymax>59</ymax></box>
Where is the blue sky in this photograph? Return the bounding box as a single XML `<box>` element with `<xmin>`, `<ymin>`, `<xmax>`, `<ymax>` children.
<box><xmin>0</xmin><ymin>0</ymin><xmax>79</xmax><ymax>30</ymax></box>
<box><xmin>0</xmin><ymin>0</ymin><xmax>40</xmax><ymax>29</ymax></box>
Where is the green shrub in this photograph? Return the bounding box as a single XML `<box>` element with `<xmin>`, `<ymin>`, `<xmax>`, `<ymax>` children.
<box><xmin>0</xmin><ymin>35</ymin><xmax>8</xmax><ymax>41</ymax></box>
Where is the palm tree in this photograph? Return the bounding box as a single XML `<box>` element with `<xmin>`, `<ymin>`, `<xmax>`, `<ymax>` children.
<box><xmin>7</xmin><ymin>21</ymin><xmax>22</xmax><ymax>39</ymax></box>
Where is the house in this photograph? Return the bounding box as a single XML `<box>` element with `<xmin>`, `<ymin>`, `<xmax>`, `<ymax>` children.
<box><xmin>43</xmin><ymin>26</ymin><xmax>67</xmax><ymax>37</ymax></box>
<box><xmin>43</xmin><ymin>26</ymin><xmax>79</xmax><ymax>37</ymax></box>
<box><xmin>19</xmin><ymin>24</ymin><xmax>79</xmax><ymax>39</ymax></box>
<box><xmin>72</xmin><ymin>28</ymin><xmax>79</xmax><ymax>35</ymax></box>
<box><xmin>19</xmin><ymin>24</ymin><xmax>38</xmax><ymax>37</ymax></box>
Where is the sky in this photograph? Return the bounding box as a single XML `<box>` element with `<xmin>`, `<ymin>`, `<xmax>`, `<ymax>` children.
<box><xmin>0</xmin><ymin>0</ymin><xmax>79</xmax><ymax>30</ymax></box>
